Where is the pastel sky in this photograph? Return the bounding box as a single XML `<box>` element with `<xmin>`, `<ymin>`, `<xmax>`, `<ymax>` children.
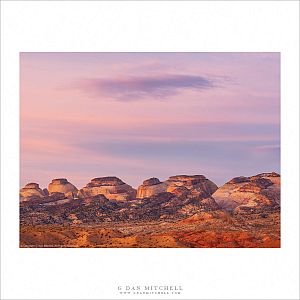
<box><xmin>20</xmin><ymin>52</ymin><xmax>280</xmax><ymax>189</ymax></box>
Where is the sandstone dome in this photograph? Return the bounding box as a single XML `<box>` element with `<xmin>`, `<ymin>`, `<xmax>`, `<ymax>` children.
<box><xmin>79</xmin><ymin>176</ymin><xmax>136</xmax><ymax>201</ymax></box>
<box><xmin>212</xmin><ymin>172</ymin><xmax>280</xmax><ymax>212</ymax></box>
<box><xmin>142</xmin><ymin>178</ymin><xmax>161</xmax><ymax>186</ymax></box>
<box><xmin>137</xmin><ymin>175</ymin><xmax>218</xmax><ymax>199</ymax></box>
<box><xmin>48</xmin><ymin>178</ymin><xmax>78</xmax><ymax>199</ymax></box>
<box><xmin>20</xmin><ymin>182</ymin><xmax>45</xmax><ymax>200</ymax></box>
<box><xmin>166</xmin><ymin>175</ymin><xmax>218</xmax><ymax>195</ymax></box>
<box><xmin>136</xmin><ymin>177</ymin><xmax>167</xmax><ymax>198</ymax></box>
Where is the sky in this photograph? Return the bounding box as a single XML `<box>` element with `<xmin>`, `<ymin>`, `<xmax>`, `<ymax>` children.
<box><xmin>20</xmin><ymin>52</ymin><xmax>280</xmax><ymax>189</ymax></box>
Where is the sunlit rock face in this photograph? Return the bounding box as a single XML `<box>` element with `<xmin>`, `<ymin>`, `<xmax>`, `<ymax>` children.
<box><xmin>212</xmin><ymin>172</ymin><xmax>280</xmax><ymax>213</ymax></box>
<box><xmin>79</xmin><ymin>176</ymin><xmax>136</xmax><ymax>201</ymax></box>
<box><xmin>166</xmin><ymin>175</ymin><xmax>218</xmax><ymax>196</ymax></box>
<box><xmin>137</xmin><ymin>175</ymin><xmax>218</xmax><ymax>199</ymax></box>
<box><xmin>166</xmin><ymin>186</ymin><xmax>189</xmax><ymax>197</ymax></box>
<box><xmin>136</xmin><ymin>178</ymin><xmax>168</xmax><ymax>198</ymax></box>
<box><xmin>20</xmin><ymin>183</ymin><xmax>45</xmax><ymax>201</ymax></box>
<box><xmin>48</xmin><ymin>178</ymin><xmax>78</xmax><ymax>199</ymax></box>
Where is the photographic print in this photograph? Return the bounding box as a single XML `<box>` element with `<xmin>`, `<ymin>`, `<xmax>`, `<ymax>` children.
<box><xmin>19</xmin><ymin>52</ymin><xmax>280</xmax><ymax>248</ymax></box>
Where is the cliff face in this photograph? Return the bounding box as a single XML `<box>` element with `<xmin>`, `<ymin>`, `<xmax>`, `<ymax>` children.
<box><xmin>212</xmin><ymin>172</ymin><xmax>280</xmax><ymax>213</ymax></box>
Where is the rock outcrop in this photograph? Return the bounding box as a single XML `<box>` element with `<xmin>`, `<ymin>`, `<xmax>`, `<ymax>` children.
<box><xmin>136</xmin><ymin>175</ymin><xmax>218</xmax><ymax>199</ymax></box>
<box><xmin>166</xmin><ymin>175</ymin><xmax>218</xmax><ymax>195</ymax></box>
<box><xmin>212</xmin><ymin>172</ymin><xmax>280</xmax><ymax>213</ymax></box>
<box><xmin>20</xmin><ymin>183</ymin><xmax>46</xmax><ymax>201</ymax></box>
<box><xmin>48</xmin><ymin>178</ymin><xmax>78</xmax><ymax>199</ymax></box>
<box><xmin>79</xmin><ymin>176</ymin><xmax>136</xmax><ymax>201</ymax></box>
<box><xmin>136</xmin><ymin>178</ymin><xmax>168</xmax><ymax>198</ymax></box>
<box><xmin>20</xmin><ymin>172</ymin><xmax>280</xmax><ymax>227</ymax></box>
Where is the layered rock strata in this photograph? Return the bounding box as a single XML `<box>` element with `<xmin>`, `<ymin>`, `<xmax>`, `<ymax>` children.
<box><xmin>136</xmin><ymin>178</ymin><xmax>168</xmax><ymax>198</ymax></box>
<box><xmin>48</xmin><ymin>178</ymin><xmax>78</xmax><ymax>199</ymax></box>
<box><xmin>212</xmin><ymin>172</ymin><xmax>280</xmax><ymax>213</ymax></box>
<box><xmin>79</xmin><ymin>176</ymin><xmax>136</xmax><ymax>201</ymax></box>
<box><xmin>20</xmin><ymin>183</ymin><xmax>46</xmax><ymax>201</ymax></box>
<box><xmin>137</xmin><ymin>175</ymin><xmax>218</xmax><ymax>199</ymax></box>
<box><xmin>166</xmin><ymin>175</ymin><xmax>218</xmax><ymax>196</ymax></box>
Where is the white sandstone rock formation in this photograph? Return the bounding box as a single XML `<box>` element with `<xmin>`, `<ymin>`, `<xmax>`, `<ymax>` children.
<box><xmin>79</xmin><ymin>176</ymin><xmax>136</xmax><ymax>201</ymax></box>
<box><xmin>48</xmin><ymin>178</ymin><xmax>78</xmax><ymax>199</ymax></box>
<box><xmin>20</xmin><ymin>183</ymin><xmax>46</xmax><ymax>201</ymax></box>
<box><xmin>212</xmin><ymin>172</ymin><xmax>280</xmax><ymax>212</ymax></box>
<box><xmin>137</xmin><ymin>175</ymin><xmax>218</xmax><ymax>199</ymax></box>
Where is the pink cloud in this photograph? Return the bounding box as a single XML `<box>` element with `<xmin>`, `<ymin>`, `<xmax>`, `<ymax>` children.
<box><xmin>20</xmin><ymin>53</ymin><xmax>280</xmax><ymax>188</ymax></box>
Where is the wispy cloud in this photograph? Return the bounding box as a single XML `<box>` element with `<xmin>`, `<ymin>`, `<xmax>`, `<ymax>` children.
<box><xmin>76</xmin><ymin>74</ymin><xmax>217</xmax><ymax>101</ymax></box>
<box><xmin>20</xmin><ymin>53</ymin><xmax>280</xmax><ymax>188</ymax></box>
<box><xmin>252</xmin><ymin>144</ymin><xmax>280</xmax><ymax>154</ymax></box>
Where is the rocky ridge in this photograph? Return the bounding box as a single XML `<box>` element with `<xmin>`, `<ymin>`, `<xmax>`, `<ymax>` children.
<box><xmin>20</xmin><ymin>172</ymin><xmax>280</xmax><ymax>225</ymax></box>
